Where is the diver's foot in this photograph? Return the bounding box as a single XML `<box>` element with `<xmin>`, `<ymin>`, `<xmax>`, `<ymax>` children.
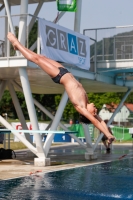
<box><xmin>7</xmin><ymin>32</ymin><xmax>19</xmax><ymax>50</ymax></box>
<box><xmin>106</xmin><ymin>148</ymin><xmax>111</xmax><ymax>152</ymax></box>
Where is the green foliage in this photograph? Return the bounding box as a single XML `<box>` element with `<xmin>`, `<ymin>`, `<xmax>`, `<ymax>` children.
<box><xmin>28</xmin><ymin>21</ymin><xmax>38</xmax><ymax>51</ymax></box>
<box><xmin>55</xmin><ymin>95</ymin><xmax>79</xmax><ymax>122</ymax></box>
<box><xmin>87</xmin><ymin>92</ymin><xmax>122</xmax><ymax>111</ymax></box>
<box><xmin>10</xmin><ymin>26</ymin><xmax>19</xmax><ymax>56</ymax></box>
<box><xmin>0</xmin><ymin>90</ymin><xmax>29</xmax><ymax>119</ymax></box>
<box><xmin>1</xmin><ymin>90</ymin><xmax>133</xmax><ymax>122</ymax></box>
<box><xmin>0</xmin><ymin>90</ymin><xmax>12</xmax><ymax>113</ymax></box>
<box><xmin>33</xmin><ymin>94</ymin><xmax>57</xmax><ymax>120</ymax></box>
<box><xmin>124</xmin><ymin>92</ymin><xmax>133</xmax><ymax>103</ymax></box>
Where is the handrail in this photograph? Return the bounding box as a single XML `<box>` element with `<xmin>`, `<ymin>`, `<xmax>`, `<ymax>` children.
<box><xmin>84</xmin><ymin>25</ymin><xmax>133</xmax><ymax>67</ymax></box>
<box><xmin>83</xmin><ymin>24</ymin><xmax>133</xmax><ymax>31</ymax></box>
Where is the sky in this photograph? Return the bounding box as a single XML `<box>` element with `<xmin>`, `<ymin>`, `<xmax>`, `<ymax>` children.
<box><xmin>0</xmin><ymin>0</ymin><xmax>133</xmax><ymax>39</ymax></box>
<box><xmin>9</xmin><ymin>0</ymin><xmax>133</xmax><ymax>34</ymax></box>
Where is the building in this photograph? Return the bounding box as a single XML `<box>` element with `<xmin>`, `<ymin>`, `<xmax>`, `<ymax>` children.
<box><xmin>99</xmin><ymin>103</ymin><xmax>132</xmax><ymax>123</ymax></box>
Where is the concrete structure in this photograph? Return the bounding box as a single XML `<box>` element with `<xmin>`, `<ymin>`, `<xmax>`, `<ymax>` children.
<box><xmin>0</xmin><ymin>0</ymin><xmax>133</xmax><ymax>166</ymax></box>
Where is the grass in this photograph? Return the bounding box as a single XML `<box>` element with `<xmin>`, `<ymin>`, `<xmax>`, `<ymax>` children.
<box><xmin>0</xmin><ymin>141</ymin><xmax>65</xmax><ymax>151</ymax></box>
<box><xmin>1</xmin><ymin>120</ymin><xmax>133</xmax><ymax>151</ymax></box>
<box><xmin>0</xmin><ymin>142</ymin><xmax>27</xmax><ymax>150</ymax></box>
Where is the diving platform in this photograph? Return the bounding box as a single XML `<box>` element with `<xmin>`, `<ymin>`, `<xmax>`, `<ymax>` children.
<box><xmin>0</xmin><ymin>55</ymin><xmax>131</xmax><ymax>94</ymax></box>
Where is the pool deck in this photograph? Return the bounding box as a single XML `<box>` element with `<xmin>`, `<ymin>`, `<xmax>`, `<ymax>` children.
<box><xmin>0</xmin><ymin>142</ymin><xmax>133</xmax><ymax>180</ymax></box>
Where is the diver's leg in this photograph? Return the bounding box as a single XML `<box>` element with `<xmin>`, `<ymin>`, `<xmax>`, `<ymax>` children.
<box><xmin>7</xmin><ymin>32</ymin><xmax>63</xmax><ymax>77</ymax></box>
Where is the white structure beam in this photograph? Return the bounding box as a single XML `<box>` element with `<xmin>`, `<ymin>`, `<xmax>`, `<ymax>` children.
<box><xmin>74</xmin><ymin>0</ymin><xmax>82</xmax><ymax>33</ymax></box>
<box><xmin>82</xmin><ymin>124</ymin><xmax>92</xmax><ymax>148</ymax></box>
<box><xmin>28</xmin><ymin>1</ymin><xmax>44</xmax><ymax>34</ymax></box>
<box><xmin>43</xmin><ymin>91</ymin><xmax>68</xmax><ymax>156</ymax></box>
<box><xmin>18</xmin><ymin>0</ymin><xmax>44</xmax><ymax>158</ymax></box>
<box><xmin>4</xmin><ymin>0</ymin><xmax>44</xmax><ymax>158</ymax></box>
<box><xmin>7</xmin><ymin>80</ymin><xmax>32</xmax><ymax>143</ymax></box>
<box><xmin>93</xmin><ymin>88</ymin><xmax>132</xmax><ymax>151</ymax></box>
<box><xmin>0</xmin><ymin>115</ymin><xmax>37</xmax><ymax>154</ymax></box>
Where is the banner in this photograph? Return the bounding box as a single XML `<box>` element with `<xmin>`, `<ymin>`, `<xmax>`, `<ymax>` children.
<box><xmin>57</xmin><ymin>0</ymin><xmax>77</xmax><ymax>12</ymax></box>
<box><xmin>11</xmin><ymin>122</ymin><xmax>48</xmax><ymax>142</ymax></box>
<box><xmin>39</xmin><ymin>19</ymin><xmax>90</xmax><ymax>70</ymax></box>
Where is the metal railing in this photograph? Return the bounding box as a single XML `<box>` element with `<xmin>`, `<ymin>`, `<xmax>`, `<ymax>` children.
<box><xmin>111</xmin><ymin>126</ymin><xmax>124</xmax><ymax>142</ymax></box>
<box><xmin>83</xmin><ymin>25</ymin><xmax>133</xmax><ymax>72</ymax></box>
<box><xmin>0</xmin><ymin>13</ymin><xmax>38</xmax><ymax>58</ymax></box>
<box><xmin>1</xmin><ymin>13</ymin><xmax>133</xmax><ymax>74</ymax></box>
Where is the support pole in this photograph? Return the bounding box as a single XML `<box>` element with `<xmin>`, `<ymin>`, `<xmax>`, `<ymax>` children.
<box><xmin>4</xmin><ymin>0</ymin><xmax>44</xmax><ymax>157</ymax></box>
<box><xmin>74</xmin><ymin>0</ymin><xmax>82</xmax><ymax>32</ymax></box>
<box><xmin>0</xmin><ymin>115</ymin><xmax>37</xmax><ymax>154</ymax></box>
<box><xmin>82</xmin><ymin>124</ymin><xmax>98</xmax><ymax>160</ymax></box>
<box><xmin>82</xmin><ymin>124</ymin><xmax>92</xmax><ymax>148</ymax></box>
<box><xmin>43</xmin><ymin>91</ymin><xmax>68</xmax><ymax>156</ymax></box>
<box><xmin>53</xmin><ymin>11</ymin><xmax>66</xmax><ymax>23</ymax></box>
<box><xmin>28</xmin><ymin>1</ymin><xmax>44</xmax><ymax>34</ymax></box>
<box><xmin>7</xmin><ymin>80</ymin><xmax>32</xmax><ymax>143</ymax></box>
<box><xmin>3</xmin><ymin>0</ymin><xmax>14</xmax><ymax>34</ymax></box>
<box><xmin>18</xmin><ymin>1</ymin><xmax>28</xmax><ymax>44</ymax></box>
<box><xmin>18</xmin><ymin>1</ymin><xmax>44</xmax><ymax>157</ymax></box>
<box><xmin>18</xmin><ymin>68</ymin><xmax>44</xmax><ymax>156</ymax></box>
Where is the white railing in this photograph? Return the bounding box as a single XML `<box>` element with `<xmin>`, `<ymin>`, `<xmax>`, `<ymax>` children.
<box><xmin>83</xmin><ymin>25</ymin><xmax>133</xmax><ymax>63</ymax></box>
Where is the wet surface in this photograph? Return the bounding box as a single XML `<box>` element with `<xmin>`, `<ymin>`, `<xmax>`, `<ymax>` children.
<box><xmin>0</xmin><ymin>158</ymin><xmax>133</xmax><ymax>200</ymax></box>
<box><xmin>0</xmin><ymin>143</ymin><xmax>133</xmax><ymax>181</ymax></box>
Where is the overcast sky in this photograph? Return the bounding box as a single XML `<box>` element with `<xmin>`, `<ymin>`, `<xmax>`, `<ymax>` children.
<box><xmin>1</xmin><ymin>0</ymin><xmax>133</xmax><ymax>34</ymax></box>
<box><xmin>28</xmin><ymin>0</ymin><xmax>133</xmax><ymax>33</ymax></box>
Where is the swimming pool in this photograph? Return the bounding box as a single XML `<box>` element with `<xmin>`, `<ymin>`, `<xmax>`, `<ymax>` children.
<box><xmin>0</xmin><ymin>158</ymin><xmax>133</xmax><ymax>200</ymax></box>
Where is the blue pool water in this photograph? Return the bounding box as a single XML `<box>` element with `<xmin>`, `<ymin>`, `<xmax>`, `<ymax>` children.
<box><xmin>0</xmin><ymin>158</ymin><xmax>133</xmax><ymax>200</ymax></box>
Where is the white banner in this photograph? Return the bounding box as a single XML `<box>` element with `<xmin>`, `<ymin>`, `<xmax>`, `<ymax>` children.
<box><xmin>39</xmin><ymin>19</ymin><xmax>90</xmax><ymax>70</ymax></box>
<box><xmin>11</xmin><ymin>122</ymin><xmax>48</xmax><ymax>142</ymax></box>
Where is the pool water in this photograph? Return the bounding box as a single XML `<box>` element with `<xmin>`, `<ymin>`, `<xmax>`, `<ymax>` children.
<box><xmin>0</xmin><ymin>158</ymin><xmax>133</xmax><ymax>200</ymax></box>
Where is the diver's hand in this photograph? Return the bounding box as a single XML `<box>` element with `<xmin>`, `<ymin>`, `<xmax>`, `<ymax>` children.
<box><xmin>108</xmin><ymin>135</ymin><xmax>115</xmax><ymax>144</ymax></box>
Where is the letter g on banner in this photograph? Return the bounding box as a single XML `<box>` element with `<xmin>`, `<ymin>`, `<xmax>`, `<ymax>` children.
<box><xmin>46</xmin><ymin>26</ymin><xmax>57</xmax><ymax>49</ymax></box>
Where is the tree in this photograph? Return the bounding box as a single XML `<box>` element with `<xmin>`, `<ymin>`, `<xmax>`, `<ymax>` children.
<box><xmin>33</xmin><ymin>93</ymin><xmax>57</xmax><ymax>121</ymax></box>
<box><xmin>28</xmin><ymin>21</ymin><xmax>38</xmax><ymax>50</ymax></box>
<box><xmin>88</xmin><ymin>92</ymin><xmax>122</xmax><ymax>111</ymax></box>
<box><xmin>0</xmin><ymin>90</ymin><xmax>18</xmax><ymax>119</ymax></box>
<box><xmin>55</xmin><ymin>95</ymin><xmax>79</xmax><ymax>122</ymax></box>
<box><xmin>10</xmin><ymin>26</ymin><xmax>19</xmax><ymax>56</ymax></box>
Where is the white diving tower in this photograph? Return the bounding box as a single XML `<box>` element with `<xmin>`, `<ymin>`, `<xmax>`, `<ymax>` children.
<box><xmin>0</xmin><ymin>0</ymin><xmax>132</xmax><ymax>166</ymax></box>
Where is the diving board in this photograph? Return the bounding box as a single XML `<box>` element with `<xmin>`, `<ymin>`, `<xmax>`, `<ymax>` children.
<box><xmin>0</xmin><ymin>129</ymin><xmax>77</xmax><ymax>134</ymax></box>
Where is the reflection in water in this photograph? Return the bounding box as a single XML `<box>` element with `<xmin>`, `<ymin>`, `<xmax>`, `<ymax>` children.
<box><xmin>0</xmin><ymin>158</ymin><xmax>133</xmax><ymax>200</ymax></box>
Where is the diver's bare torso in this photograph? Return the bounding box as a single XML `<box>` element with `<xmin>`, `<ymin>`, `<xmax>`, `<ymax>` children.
<box><xmin>60</xmin><ymin>73</ymin><xmax>88</xmax><ymax>108</ymax></box>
